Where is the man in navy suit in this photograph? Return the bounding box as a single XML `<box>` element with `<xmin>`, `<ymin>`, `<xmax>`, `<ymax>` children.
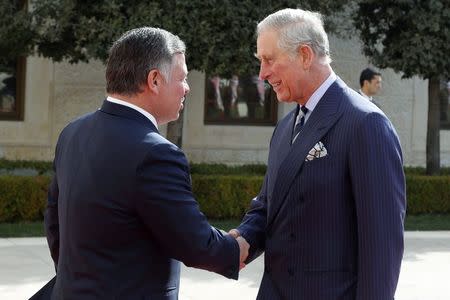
<box><xmin>230</xmin><ymin>8</ymin><xmax>406</xmax><ymax>299</ymax></box>
<box><xmin>44</xmin><ymin>27</ymin><xmax>249</xmax><ymax>300</ymax></box>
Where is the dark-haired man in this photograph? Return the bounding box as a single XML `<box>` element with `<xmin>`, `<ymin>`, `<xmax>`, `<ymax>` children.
<box><xmin>359</xmin><ymin>67</ymin><xmax>382</xmax><ymax>107</ymax></box>
<box><xmin>44</xmin><ymin>27</ymin><xmax>248</xmax><ymax>299</ymax></box>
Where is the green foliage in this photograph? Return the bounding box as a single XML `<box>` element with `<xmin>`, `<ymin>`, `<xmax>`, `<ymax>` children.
<box><xmin>2</xmin><ymin>169</ymin><xmax>450</xmax><ymax>222</ymax></box>
<box><xmin>190</xmin><ymin>163</ymin><xmax>266</xmax><ymax>175</ymax></box>
<box><xmin>404</xmin><ymin>214</ymin><xmax>450</xmax><ymax>231</ymax></box>
<box><xmin>406</xmin><ymin>175</ymin><xmax>450</xmax><ymax>214</ymax></box>
<box><xmin>0</xmin><ymin>159</ymin><xmax>53</xmax><ymax>174</ymax></box>
<box><xmin>2</xmin><ymin>159</ymin><xmax>450</xmax><ymax>176</ymax></box>
<box><xmin>0</xmin><ymin>176</ymin><xmax>51</xmax><ymax>222</ymax></box>
<box><xmin>0</xmin><ymin>0</ymin><xmax>350</xmax><ymax>76</ymax></box>
<box><xmin>0</xmin><ymin>1</ymin><xmax>34</xmax><ymax>67</ymax></box>
<box><xmin>0</xmin><ymin>221</ymin><xmax>45</xmax><ymax>237</ymax></box>
<box><xmin>354</xmin><ymin>1</ymin><xmax>450</xmax><ymax>79</ymax></box>
<box><xmin>405</xmin><ymin>166</ymin><xmax>450</xmax><ymax>176</ymax></box>
<box><xmin>192</xmin><ymin>174</ymin><xmax>263</xmax><ymax>218</ymax></box>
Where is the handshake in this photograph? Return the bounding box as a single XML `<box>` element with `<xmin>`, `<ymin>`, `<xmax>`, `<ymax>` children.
<box><xmin>228</xmin><ymin>228</ymin><xmax>249</xmax><ymax>270</ymax></box>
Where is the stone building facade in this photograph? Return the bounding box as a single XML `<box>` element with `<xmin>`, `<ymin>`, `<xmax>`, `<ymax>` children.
<box><xmin>1</xmin><ymin>36</ymin><xmax>449</xmax><ymax>166</ymax></box>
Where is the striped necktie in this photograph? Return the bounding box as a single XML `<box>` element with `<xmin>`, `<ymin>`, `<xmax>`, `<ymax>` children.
<box><xmin>292</xmin><ymin>105</ymin><xmax>308</xmax><ymax>143</ymax></box>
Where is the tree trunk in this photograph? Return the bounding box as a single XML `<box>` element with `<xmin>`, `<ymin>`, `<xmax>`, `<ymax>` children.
<box><xmin>166</xmin><ymin>109</ymin><xmax>184</xmax><ymax>148</ymax></box>
<box><xmin>426</xmin><ymin>76</ymin><xmax>441</xmax><ymax>175</ymax></box>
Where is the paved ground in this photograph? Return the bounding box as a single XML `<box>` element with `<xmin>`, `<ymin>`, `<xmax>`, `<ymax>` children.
<box><xmin>1</xmin><ymin>232</ymin><xmax>449</xmax><ymax>300</ymax></box>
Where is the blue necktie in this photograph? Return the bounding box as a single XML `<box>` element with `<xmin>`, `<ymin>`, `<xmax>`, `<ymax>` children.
<box><xmin>292</xmin><ymin>105</ymin><xmax>308</xmax><ymax>142</ymax></box>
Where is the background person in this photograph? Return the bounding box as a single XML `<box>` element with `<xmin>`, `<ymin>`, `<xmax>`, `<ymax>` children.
<box><xmin>359</xmin><ymin>67</ymin><xmax>382</xmax><ymax>107</ymax></box>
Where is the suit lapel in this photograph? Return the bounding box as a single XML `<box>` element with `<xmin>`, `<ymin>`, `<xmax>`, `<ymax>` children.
<box><xmin>266</xmin><ymin>110</ymin><xmax>297</xmax><ymax>210</ymax></box>
<box><xmin>267</xmin><ymin>79</ymin><xmax>346</xmax><ymax>227</ymax></box>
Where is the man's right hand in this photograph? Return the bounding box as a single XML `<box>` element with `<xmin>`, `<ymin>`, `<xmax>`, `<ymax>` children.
<box><xmin>235</xmin><ymin>236</ymin><xmax>249</xmax><ymax>270</ymax></box>
<box><xmin>229</xmin><ymin>228</ymin><xmax>240</xmax><ymax>239</ymax></box>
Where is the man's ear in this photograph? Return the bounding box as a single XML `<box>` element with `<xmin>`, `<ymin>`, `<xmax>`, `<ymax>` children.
<box><xmin>147</xmin><ymin>69</ymin><xmax>160</xmax><ymax>94</ymax></box>
<box><xmin>298</xmin><ymin>45</ymin><xmax>314</xmax><ymax>69</ymax></box>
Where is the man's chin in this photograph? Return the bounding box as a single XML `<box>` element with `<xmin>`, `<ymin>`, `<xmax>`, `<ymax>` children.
<box><xmin>275</xmin><ymin>94</ymin><xmax>292</xmax><ymax>103</ymax></box>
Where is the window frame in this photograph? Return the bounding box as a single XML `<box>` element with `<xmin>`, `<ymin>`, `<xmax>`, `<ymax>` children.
<box><xmin>0</xmin><ymin>57</ymin><xmax>26</xmax><ymax>121</ymax></box>
<box><xmin>203</xmin><ymin>75</ymin><xmax>278</xmax><ymax>126</ymax></box>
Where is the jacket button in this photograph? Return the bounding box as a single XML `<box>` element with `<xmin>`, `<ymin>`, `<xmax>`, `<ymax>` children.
<box><xmin>299</xmin><ymin>196</ymin><xmax>304</xmax><ymax>203</ymax></box>
<box><xmin>288</xmin><ymin>268</ymin><xmax>294</xmax><ymax>276</ymax></box>
<box><xmin>289</xmin><ymin>232</ymin><xmax>295</xmax><ymax>240</ymax></box>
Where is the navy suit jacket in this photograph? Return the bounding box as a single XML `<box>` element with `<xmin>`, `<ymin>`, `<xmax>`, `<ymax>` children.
<box><xmin>44</xmin><ymin>100</ymin><xmax>239</xmax><ymax>300</ymax></box>
<box><xmin>238</xmin><ymin>78</ymin><xmax>406</xmax><ymax>300</ymax></box>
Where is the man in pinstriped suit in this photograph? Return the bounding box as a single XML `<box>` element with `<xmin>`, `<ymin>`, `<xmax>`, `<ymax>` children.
<box><xmin>230</xmin><ymin>8</ymin><xmax>406</xmax><ymax>299</ymax></box>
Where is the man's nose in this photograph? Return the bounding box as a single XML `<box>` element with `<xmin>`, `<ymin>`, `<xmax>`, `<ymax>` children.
<box><xmin>259</xmin><ymin>63</ymin><xmax>269</xmax><ymax>80</ymax></box>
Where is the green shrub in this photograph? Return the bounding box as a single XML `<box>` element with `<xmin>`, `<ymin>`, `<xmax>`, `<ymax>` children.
<box><xmin>3</xmin><ymin>159</ymin><xmax>450</xmax><ymax>177</ymax></box>
<box><xmin>192</xmin><ymin>175</ymin><xmax>263</xmax><ymax>219</ymax></box>
<box><xmin>190</xmin><ymin>163</ymin><xmax>266</xmax><ymax>175</ymax></box>
<box><xmin>0</xmin><ymin>176</ymin><xmax>51</xmax><ymax>222</ymax></box>
<box><xmin>404</xmin><ymin>167</ymin><xmax>450</xmax><ymax>175</ymax></box>
<box><xmin>0</xmin><ymin>159</ymin><xmax>53</xmax><ymax>175</ymax></box>
<box><xmin>406</xmin><ymin>175</ymin><xmax>450</xmax><ymax>214</ymax></box>
<box><xmin>1</xmin><ymin>173</ymin><xmax>450</xmax><ymax>222</ymax></box>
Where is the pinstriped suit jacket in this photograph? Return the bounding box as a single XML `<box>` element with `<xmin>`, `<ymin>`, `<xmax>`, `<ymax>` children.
<box><xmin>238</xmin><ymin>78</ymin><xmax>406</xmax><ymax>300</ymax></box>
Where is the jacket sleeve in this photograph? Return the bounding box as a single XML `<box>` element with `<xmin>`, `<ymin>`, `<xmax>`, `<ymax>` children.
<box><xmin>236</xmin><ymin>174</ymin><xmax>268</xmax><ymax>263</ymax></box>
<box><xmin>134</xmin><ymin>142</ymin><xmax>240</xmax><ymax>280</ymax></box>
<box><xmin>44</xmin><ymin>157</ymin><xmax>60</xmax><ymax>270</ymax></box>
<box><xmin>235</xmin><ymin>120</ymin><xmax>282</xmax><ymax>264</ymax></box>
<box><xmin>348</xmin><ymin>112</ymin><xmax>406</xmax><ymax>300</ymax></box>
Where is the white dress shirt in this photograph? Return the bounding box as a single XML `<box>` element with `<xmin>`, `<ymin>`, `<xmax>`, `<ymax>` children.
<box><xmin>359</xmin><ymin>89</ymin><xmax>373</xmax><ymax>101</ymax></box>
<box><xmin>106</xmin><ymin>96</ymin><xmax>158</xmax><ymax>129</ymax></box>
<box><xmin>294</xmin><ymin>71</ymin><xmax>337</xmax><ymax>126</ymax></box>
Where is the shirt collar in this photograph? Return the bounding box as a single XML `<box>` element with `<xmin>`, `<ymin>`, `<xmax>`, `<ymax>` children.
<box><xmin>303</xmin><ymin>71</ymin><xmax>337</xmax><ymax>113</ymax></box>
<box><xmin>359</xmin><ymin>89</ymin><xmax>373</xmax><ymax>101</ymax></box>
<box><xmin>295</xmin><ymin>71</ymin><xmax>337</xmax><ymax>126</ymax></box>
<box><xmin>106</xmin><ymin>96</ymin><xmax>158</xmax><ymax>129</ymax></box>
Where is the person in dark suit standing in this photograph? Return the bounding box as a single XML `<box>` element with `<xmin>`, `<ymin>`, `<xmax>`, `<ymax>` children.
<box><xmin>229</xmin><ymin>8</ymin><xmax>406</xmax><ymax>300</ymax></box>
<box><xmin>359</xmin><ymin>67</ymin><xmax>383</xmax><ymax>107</ymax></box>
<box><xmin>44</xmin><ymin>27</ymin><xmax>249</xmax><ymax>300</ymax></box>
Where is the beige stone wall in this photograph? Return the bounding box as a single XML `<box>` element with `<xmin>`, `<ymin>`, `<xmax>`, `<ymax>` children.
<box><xmin>0</xmin><ymin>57</ymin><xmax>54</xmax><ymax>160</ymax></box>
<box><xmin>1</xmin><ymin>35</ymin><xmax>449</xmax><ymax>166</ymax></box>
<box><xmin>0</xmin><ymin>57</ymin><xmax>168</xmax><ymax>162</ymax></box>
<box><xmin>0</xmin><ymin>59</ymin><xmax>107</xmax><ymax>161</ymax></box>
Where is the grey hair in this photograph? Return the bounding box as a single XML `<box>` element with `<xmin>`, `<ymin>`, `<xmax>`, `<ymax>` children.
<box><xmin>257</xmin><ymin>8</ymin><xmax>331</xmax><ymax>64</ymax></box>
<box><xmin>106</xmin><ymin>27</ymin><xmax>186</xmax><ymax>95</ymax></box>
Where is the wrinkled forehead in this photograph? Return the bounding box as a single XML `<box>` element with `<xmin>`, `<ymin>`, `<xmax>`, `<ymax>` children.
<box><xmin>256</xmin><ymin>29</ymin><xmax>281</xmax><ymax>58</ymax></box>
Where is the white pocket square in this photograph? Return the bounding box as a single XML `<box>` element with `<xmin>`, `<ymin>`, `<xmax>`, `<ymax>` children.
<box><xmin>305</xmin><ymin>141</ymin><xmax>328</xmax><ymax>161</ymax></box>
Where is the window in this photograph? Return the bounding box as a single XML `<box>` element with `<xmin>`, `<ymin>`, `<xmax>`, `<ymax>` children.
<box><xmin>440</xmin><ymin>79</ymin><xmax>450</xmax><ymax>129</ymax></box>
<box><xmin>0</xmin><ymin>57</ymin><xmax>26</xmax><ymax>121</ymax></box>
<box><xmin>204</xmin><ymin>74</ymin><xmax>277</xmax><ymax>125</ymax></box>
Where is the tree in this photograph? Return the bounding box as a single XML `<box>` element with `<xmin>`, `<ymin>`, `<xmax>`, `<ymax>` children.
<box><xmin>1</xmin><ymin>0</ymin><xmax>350</xmax><ymax>146</ymax></box>
<box><xmin>0</xmin><ymin>1</ymin><xmax>34</xmax><ymax>67</ymax></box>
<box><xmin>353</xmin><ymin>0</ymin><xmax>450</xmax><ymax>175</ymax></box>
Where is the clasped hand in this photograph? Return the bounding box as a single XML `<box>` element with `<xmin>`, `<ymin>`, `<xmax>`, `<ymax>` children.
<box><xmin>229</xmin><ymin>229</ymin><xmax>249</xmax><ymax>270</ymax></box>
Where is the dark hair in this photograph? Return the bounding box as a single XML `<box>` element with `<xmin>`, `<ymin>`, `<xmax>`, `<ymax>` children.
<box><xmin>106</xmin><ymin>27</ymin><xmax>185</xmax><ymax>95</ymax></box>
<box><xmin>359</xmin><ymin>68</ymin><xmax>381</xmax><ymax>87</ymax></box>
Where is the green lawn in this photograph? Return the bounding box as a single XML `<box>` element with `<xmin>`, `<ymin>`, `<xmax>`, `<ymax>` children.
<box><xmin>0</xmin><ymin>221</ymin><xmax>46</xmax><ymax>237</ymax></box>
<box><xmin>212</xmin><ymin>215</ymin><xmax>450</xmax><ymax>232</ymax></box>
<box><xmin>1</xmin><ymin>215</ymin><xmax>450</xmax><ymax>237</ymax></box>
